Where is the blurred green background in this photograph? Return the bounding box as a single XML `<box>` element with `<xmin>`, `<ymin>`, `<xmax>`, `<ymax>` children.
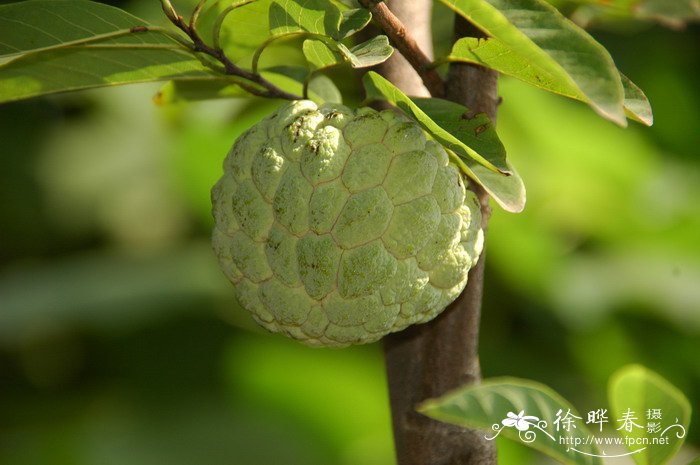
<box><xmin>1</xmin><ymin>1</ymin><xmax>699</xmax><ymax>464</ymax></box>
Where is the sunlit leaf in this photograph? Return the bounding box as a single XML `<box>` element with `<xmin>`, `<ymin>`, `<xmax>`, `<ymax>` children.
<box><xmin>0</xmin><ymin>50</ymin><xmax>219</xmax><ymax>105</ymax></box>
<box><xmin>155</xmin><ymin>65</ymin><xmax>334</xmax><ymax>104</ymax></box>
<box><xmin>303</xmin><ymin>36</ymin><xmax>393</xmax><ymax>70</ymax></box>
<box><xmin>609</xmin><ymin>365</ymin><xmax>692</xmax><ymax>465</ymax></box>
<box><xmin>447</xmin><ymin>37</ymin><xmax>652</xmax><ymax>126</ymax></box>
<box><xmin>338</xmin><ymin>8</ymin><xmax>372</xmax><ymax>38</ymax></box>
<box><xmin>208</xmin><ymin>0</ymin><xmax>274</xmax><ymax>66</ymax></box>
<box><xmin>338</xmin><ymin>35</ymin><xmax>393</xmax><ymax>68</ymax></box>
<box><xmin>248</xmin><ymin>0</ymin><xmax>346</xmax><ymax>72</ymax></box>
<box><xmin>363</xmin><ymin>72</ymin><xmax>506</xmax><ymax>172</ymax></box>
<box><xmin>333</xmin><ymin>0</ymin><xmax>361</xmax><ymax>7</ymax></box>
<box><xmin>0</xmin><ymin>0</ymin><xmax>216</xmax><ymax>103</ymax></box>
<box><xmin>0</xmin><ymin>0</ymin><xmax>171</xmax><ymax>65</ymax></box>
<box><xmin>269</xmin><ymin>0</ymin><xmax>343</xmax><ymax>38</ymax></box>
<box><xmin>260</xmin><ymin>0</ymin><xmax>378</xmax><ymax>73</ymax></box>
<box><xmin>438</xmin><ymin>0</ymin><xmax>626</xmax><ymax>126</ymax></box>
<box><xmin>363</xmin><ymin>71</ymin><xmax>526</xmax><ymax>212</ymax></box>
<box><xmin>261</xmin><ymin>64</ymin><xmax>308</xmax><ymax>95</ymax></box>
<box><xmin>154</xmin><ymin>79</ymin><xmax>250</xmax><ymax>104</ymax></box>
<box><xmin>302</xmin><ymin>39</ymin><xmax>343</xmax><ymax>70</ymax></box>
<box><xmin>621</xmin><ymin>73</ymin><xmax>653</xmax><ymax>126</ymax></box>
<box><xmin>261</xmin><ymin>65</ymin><xmax>333</xmax><ymax>103</ymax></box>
<box><xmin>449</xmin><ymin>37</ymin><xmax>575</xmax><ymax>98</ymax></box>
<box><xmin>419</xmin><ymin>378</ymin><xmax>601</xmax><ymax>465</ymax></box>
<box><xmin>412</xmin><ymin>97</ymin><xmax>506</xmax><ymax>166</ymax></box>
<box><xmin>307</xmin><ymin>73</ymin><xmax>342</xmax><ymax>104</ymax></box>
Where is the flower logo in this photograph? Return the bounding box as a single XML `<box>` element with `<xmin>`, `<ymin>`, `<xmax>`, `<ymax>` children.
<box><xmin>502</xmin><ymin>411</ymin><xmax>540</xmax><ymax>431</ymax></box>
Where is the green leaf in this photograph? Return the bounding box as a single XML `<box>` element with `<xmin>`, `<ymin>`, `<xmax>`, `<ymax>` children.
<box><xmin>608</xmin><ymin>365</ymin><xmax>691</xmax><ymax>465</ymax></box>
<box><xmin>449</xmin><ymin>37</ymin><xmax>575</xmax><ymax>99</ymax></box>
<box><xmin>210</xmin><ymin>0</ymin><xmax>349</xmax><ymax>69</ymax></box>
<box><xmin>0</xmin><ymin>0</ymin><xmax>162</xmax><ymax>65</ymax></box>
<box><xmin>0</xmin><ymin>0</ymin><xmax>216</xmax><ymax>104</ymax></box>
<box><xmin>438</xmin><ymin>0</ymin><xmax>626</xmax><ymax>126</ymax></box>
<box><xmin>260</xmin><ymin>65</ymin><xmax>333</xmax><ymax>103</ymax></box>
<box><xmin>261</xmin><ymin>65</ymin><xmax>308</xmax><ymax>94</ymax></box>
<box><xmin>418</xmin><ymin>378</ymin><xmax>601</xmax><ymax>465</ymax></box>
<box><xmin>303</xmin><ymin>36</ymin><xmax>393</xmax><ymax>70</ymax></box>
<box><xmin>154</xmin><ymin>79</ymin><xmax>251</xmax><ymax>104</ymax></box>
<box><xmin>363</xmin><ymin>72</ymin><xmax>506</xmax><ymax>173</ymax></box>
<box><xmin>302</xmin><ymin>39</ymin><xmax>343</xmax><ymax>70</ymax></box>
<box><xmin>251</xmin><ymin>0</ymin><xmax>345</xmax><ymax>72</ymax></box>
<box><xmin>447</xmin><ymin>37</ymin><xmax>652</xmax><ymax>126</ymax></box>
<box><xmin>154</xmin><ymin>64</ymin><xmax>333</xmax><ymax>105</ymax></box>
<box><xmin>165</xmin><ymin>63</ymin><xmax>338</xmax><ymax>105</ymax></box>
<box><xmin>412</xmin><ymin>97</ymin><xmax>506</xmax><ymax>167</ymax></box>
<box><xmin>268</xmin><ymin>3</ymin><xmax>380</xmax><ymax>72</ymax></box>
<box><xmin>307</xmin><ymin>73</ymin><xmax>343</xmax><ymax>104</ymax></box>
<box><xmin>338</xmin><ymin>8</ymin><xmax>373</xmax><ymax>38</ymax></box>
<box><xmin>334</xmin><ymin>0</ymin><xmax>361</xmax><ymax>7</ymax></box>
<box><xmin>338</xmin><ymin>35</ymin><xmax>394</xmax><ymax>68</ymax></box>
<box><xmin>208</xmin><ymin>0</ymin><xmax>274</xmax><ymax>67</ymax></box>
<box><xmin>362</xmin><ymin>71</ymin><xmax>526</xmax><ymax>212</ymax></box>
<box><xmin>0</xmin><ymin>46</ymin><xmax>215</xmax><ymax>105</ymax></box>
<box><xmin>269</xmin><ymin>0</ymin><xmax>343</xmax><ymax>38</ymax></box>
<box><xmin>411</xmin><ymin>97</ymin><xmax>525</xmax><ymax>213</ymax></box>
<box><xmin>467</xmin><ymin>160</ymin><xmax>526</xmax><ymax>213</ymax></box>
<box><xmin>621</xmin><ymin>73</ymin><xmax>654</xmax><ymax>126</ymax></box>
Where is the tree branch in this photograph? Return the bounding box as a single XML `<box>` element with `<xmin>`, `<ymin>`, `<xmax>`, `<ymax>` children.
<box><xmin>446</xmin><ymin>18</ymin><xmax>500</xmax><ymax>122</ymax></box>
<box><xmin>380</xmin><ymin>4</ymin><xmax>498</xmax><ymax>465</ymax></box>
<box><xmin>159</xmin><ymin>0</ymin><xmax>301</xmax><ymax>100</ymax></box>
<box><xmin>359</xmin><ymin>0</ymin><xmax>445</xmax><ymax>97</ymax></box>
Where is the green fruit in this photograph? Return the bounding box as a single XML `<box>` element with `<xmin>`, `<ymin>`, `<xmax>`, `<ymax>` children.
<box><xmin>212</xmin><ymin>100</ymin><xmax>483</xmax><ymax>347</ymax></box>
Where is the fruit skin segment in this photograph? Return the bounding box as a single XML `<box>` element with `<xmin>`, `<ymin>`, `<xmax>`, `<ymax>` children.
<box><xmin>212</xmin><ymin>100</ymin><xmax>484</xmax><ymax>347</ymax></box>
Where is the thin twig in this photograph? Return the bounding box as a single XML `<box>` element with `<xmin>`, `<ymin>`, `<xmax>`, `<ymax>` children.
<box><xmin>358</xmin><ymin>0</ymin><xmax>445</xmax><ymax>97</ymax></box>
<box><xmin>212</xmin><ymin>0</ymin><xmax>258</xmax><ymax>50</ymax></box>
<box><xmin>251</xmin><ymin>32</ymin><xmax>306</xmax><ymax>74</ymax></box>
<box><xmin>190</xmin><ymin>0</ymin><xmax>208</xmax><ymax>30</ymax></box>
<box><xmin>159</xmin><ymin>0</ymin><xmax>301</xmax><ymax>100</ymax></box>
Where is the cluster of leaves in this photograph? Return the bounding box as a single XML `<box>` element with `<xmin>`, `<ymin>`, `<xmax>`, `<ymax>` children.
<box><xmin>550</xmin><ymin>0</ymin><xmax>700</xmax><ymax>29</ymax></box>
<box><xmin>0</xmin><ymin>0</ymin><xmax>669</xmax><ymax>215</ymax></box>
<box><xmin>420</xmin><ymin>365</ymin><xmax>695</xmax><ymax>465</ymax></box>
<box><xmin>0</xmin><ymin>0</ymin><xmax>390</xmax><ymax>103</ymax></box>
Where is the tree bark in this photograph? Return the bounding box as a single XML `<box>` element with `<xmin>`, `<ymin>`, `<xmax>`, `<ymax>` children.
<box><xmin>376</xmin><ymin>0</ymin><xmax>433</xmax><ymax>98</ymax></box>
<box><xmin>381</xmin><ymin>6</ymin><xmax>498</xmax><ymax>465</ymax></box>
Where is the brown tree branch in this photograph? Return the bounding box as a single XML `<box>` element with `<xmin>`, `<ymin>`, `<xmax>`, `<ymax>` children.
<box><xmin>446</xmin><ymin>18</ymin><xmax>500</xmax><ymax>122</ymax></box>
<box><xmin>380</xmin><ymin>4</ymin><xmax>498</xmax><ymax>465</ymax></box>
<box><xmin>359</xmin><ymin>0</ymin><xmax>445</xmax><ymax>97</ymax></box>
<box><xmin>159</xmin><ymin>0</ymin><xmax>301</xmax><ymax>100</ymax></box>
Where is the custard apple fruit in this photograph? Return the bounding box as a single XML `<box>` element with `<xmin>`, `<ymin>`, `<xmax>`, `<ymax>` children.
<box><xmin>212</xmin><ymin>100</ymin><xmax>483</xmax><ymax>347</ymax></box>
